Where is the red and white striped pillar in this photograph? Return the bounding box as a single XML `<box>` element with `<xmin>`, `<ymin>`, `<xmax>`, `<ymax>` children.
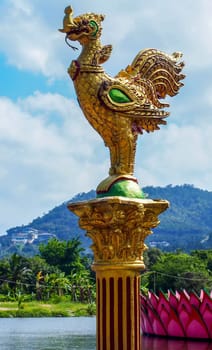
<box><xmin>68</xmin><ymin>196</ymin><xmax>169</xmax><ymax>350</ymax></box>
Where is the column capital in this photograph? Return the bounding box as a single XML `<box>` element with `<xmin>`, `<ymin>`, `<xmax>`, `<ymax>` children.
<box><xmin>68</xmin><ymin>197</ymin><xmax>169</xmax><ymax>270</ymax></box>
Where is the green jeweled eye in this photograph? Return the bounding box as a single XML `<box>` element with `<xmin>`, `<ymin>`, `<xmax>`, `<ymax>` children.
<box><xmin>109</xmin><ymin>88</ymin><xmax>132</xmax><ymax>103</ymax></box>
<box><xmin>89</xmin><ymin>20</ymin><xmax>98</xmax><ymax>36</ymax></box>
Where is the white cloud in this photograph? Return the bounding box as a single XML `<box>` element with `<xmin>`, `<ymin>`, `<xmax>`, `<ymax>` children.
<box><xmin>1</xmin><ymin>0</ymin><xmax>212</xmax><ymax>78</ymax></box>
<box><xmin>0</xmin><ymin>0</ymin><xmax>211</xmax><ymax>233</ymax></box>
<box><xmin>135</xmin><ymin>122</ymin><xmax>212</xmax><ymax>191</ymax></box>
<box><xmin>0</xmin><ymin>0</ymin><xmax>66</xmax><ymax>78</ymax></box>
<box><xmin>0</xmin><ymin>93</ymin><xmax>108</xmax><ymax>233</ymax></box>
<box><xmin>0</xmin><ymin>90</ymin><xmax>211</xmax><ymax>234</ymax></box>
<box><xmin>69</xmin><ymin>0</ymin><xmax>212</xmax><ymax>72</ymax></box>
<box><xmin>9</xmin><ymin>0</ymin><xmax>32</xmax><ymax>14</ymax></box>
<box><xmin>205</xmin><ymin>87</ymin><xmax>212</xmax><ymax>107</ymax></box>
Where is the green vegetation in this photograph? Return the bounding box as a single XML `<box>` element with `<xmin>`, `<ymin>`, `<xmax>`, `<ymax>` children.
<box><xmin>0</xmin><ymin>238</ymin><xmax>96</xmax><ymax>317</ymax></box>
<box><xmin>0</xmin><ymin>299</ymin><xmax>95</xmax><ymax>317</ymax></box>
<box><xmin>142</xmin><ymin>248</ymin><xmax>212</xmax><ymax>294</ymax></box>
<box><xmin>144</xmin><ymin>185</ymin><xmax>212</xmax><ymax>252</ymax></box>
<box><xmin>0</xmin><ymin>236</ymin><xmax>211</xmax><ymax>317</ymax></box>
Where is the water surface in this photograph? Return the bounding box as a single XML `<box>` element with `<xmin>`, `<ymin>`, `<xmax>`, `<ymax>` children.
<box><xmin>0</xmin><ymin>317</ymin><xmax>96</xmax><ymax>350</ymax></box>
<box><xmin>0</xmin><ymin>317</ymin><xmax>211</xmax><ymax>350</ymax></box>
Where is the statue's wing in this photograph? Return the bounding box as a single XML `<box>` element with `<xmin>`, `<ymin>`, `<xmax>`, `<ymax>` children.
<box><xmin>116</xmin><ymin>48</ymin><xmax>185</xmax><ymax>100</ymax></box>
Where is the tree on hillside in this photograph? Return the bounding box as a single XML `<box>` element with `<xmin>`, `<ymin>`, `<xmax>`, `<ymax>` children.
<box><xmin>144</xmin><ymin>248</ymin><xmax>162</xmax><ymax>268</ymax></box>
<box><xmin>39</xmin><ymin>238</ymin><xmax>85</xmax><ymax>275</ymax></box>
<box><xmin>144</xmin><ymin>250</ymin><xmax>212</xmax><ymax>293</ymax></box>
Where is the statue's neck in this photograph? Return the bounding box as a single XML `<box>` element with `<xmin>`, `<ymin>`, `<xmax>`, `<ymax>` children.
<box><xmin>77</xmin><ymin>39</ymin><xmax>101</xmax><ymax>65</ymax></box>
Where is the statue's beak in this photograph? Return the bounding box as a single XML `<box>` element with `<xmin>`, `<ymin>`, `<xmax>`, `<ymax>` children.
<box><xmin>58</xmin><ymin>22</ymin><xmax>77</xmax><ymax>34</ymax></box>
<box><xmin>58</xmin><ymin>26</ymin><xmax>71</xmax><ymax>34</ymax></box>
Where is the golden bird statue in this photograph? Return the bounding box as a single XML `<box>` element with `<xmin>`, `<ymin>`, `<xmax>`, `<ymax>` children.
<box><xmin>59</xmin><ymin>6</ymin><xmax>185</xmax><ymax>198</ymax></box>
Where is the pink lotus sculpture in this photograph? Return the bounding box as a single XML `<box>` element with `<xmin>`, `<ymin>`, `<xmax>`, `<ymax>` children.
<box><xmin>140</xmin><ymin>290</ymin><xmax>212</xmax><ymax>339</ymax></box>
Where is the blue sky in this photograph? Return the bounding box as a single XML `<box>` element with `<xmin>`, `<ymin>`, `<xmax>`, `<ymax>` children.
<box><xmin>0</xmin><ymin>0</ymin><xmax>211</xmax><ymax>234</ymax></box>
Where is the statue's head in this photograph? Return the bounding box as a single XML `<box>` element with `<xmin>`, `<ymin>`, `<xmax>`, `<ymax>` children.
<box><xmin>59</xmin><ymin>6</ymin><xmax>105</xmax><ymax>45</ymax></box>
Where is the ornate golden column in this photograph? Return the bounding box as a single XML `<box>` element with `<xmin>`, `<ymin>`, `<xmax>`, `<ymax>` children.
<box><xmin>68</xmin><ymin>196</ymin><xmax>169</xmax><ymax>350</ymax></box>
<box><xmin>59</xmin><ymin>6</ymin><xmax>183</xmax><ymax>349</ymax></box>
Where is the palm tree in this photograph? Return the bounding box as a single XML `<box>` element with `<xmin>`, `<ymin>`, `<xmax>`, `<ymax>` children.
<box><xmin>7</xmin><ymin>254</ymin><xmax>32</xmax><ymax>294</ymax></box>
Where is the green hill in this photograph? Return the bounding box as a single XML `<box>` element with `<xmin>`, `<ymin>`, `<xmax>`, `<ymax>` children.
<box><xmin>0</xmin><ymin>185</ymin><xmax>211</xmax><ymax>257</ymax></box>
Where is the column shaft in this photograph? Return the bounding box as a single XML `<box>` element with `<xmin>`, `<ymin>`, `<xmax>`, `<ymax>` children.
<box><xmin>96</xmin><ymin>270</ymin><xmax>141</xmax><ymax>350</ymax></box>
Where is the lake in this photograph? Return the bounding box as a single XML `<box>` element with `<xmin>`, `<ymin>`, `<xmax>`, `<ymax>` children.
<box><xmin>0</xmin><ymin>317</ymin><xmax>211</xmax><ymax>350</ymax></box>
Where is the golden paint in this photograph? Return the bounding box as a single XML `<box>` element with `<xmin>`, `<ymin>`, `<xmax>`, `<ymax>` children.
<box><xmin>60</xmin><ymin>7</ymin><xmax>184</xmax><ymax>349</ymax></box>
